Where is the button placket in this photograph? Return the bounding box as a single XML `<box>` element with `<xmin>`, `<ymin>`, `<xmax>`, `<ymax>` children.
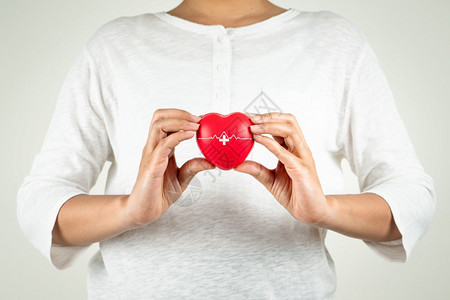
<box><xmin>212</xmin><ymin>30</ymin><xmax>231</xmax><ymax>114</ymax></box>
<box><xmin>217</xmin><ymin>34</ymin><xmax>226</xmax><ymax>44</ymax></box>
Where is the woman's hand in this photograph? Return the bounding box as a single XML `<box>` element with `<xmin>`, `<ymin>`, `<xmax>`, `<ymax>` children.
<box><xmin>124</xmin><ymin>108</ymin><xmax>215</xmax><ymax>229</ymax></box>
<box><xmin>51</xmin><ymin>109</ymin><xmax>215</xmax><ymax>246</ymax></box>
<box><xmin>234</xmin><ymin>112</ymin><xmax>331</xmax><ymax>225</ymax></box>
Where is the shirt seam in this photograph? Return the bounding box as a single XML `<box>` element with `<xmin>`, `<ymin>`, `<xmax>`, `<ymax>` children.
<box><xmin>337</xmin><ymin>40</ymin><xmax>370</xmax><ymax>158</ymax></box>
<box><xmin>81</xmin><ymin>45</ymin><xmax>115</xmax><ymax>163</ymax></box>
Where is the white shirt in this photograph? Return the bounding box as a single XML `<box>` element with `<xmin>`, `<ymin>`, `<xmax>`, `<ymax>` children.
<box><xmin>17</xmin><ymin>8</ymin><xmax>436</xmax><ymax>299</ymax></box>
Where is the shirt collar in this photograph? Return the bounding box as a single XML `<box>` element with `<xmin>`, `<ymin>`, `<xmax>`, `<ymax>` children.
<box><xmin>154</xmin><ymin>8</ymin><xmax>300</xmax><ymax>36</ymax></box>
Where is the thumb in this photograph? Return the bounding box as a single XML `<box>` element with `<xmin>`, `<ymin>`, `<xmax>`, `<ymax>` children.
<box><xmin>178</xmin><ymin>158</ymin><xmax>215</xmax><ymax>191</ymax></box>
<box><xmin>234</xmin><ymin>160</ymin><xmax>274</xmax><ymax>191</ymax></box>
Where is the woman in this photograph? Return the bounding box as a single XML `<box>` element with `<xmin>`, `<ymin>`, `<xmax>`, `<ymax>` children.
<box><xmin>17</xmin><ymin>0</ymin><xmax>435</xmax><ymax>298</ymax></box>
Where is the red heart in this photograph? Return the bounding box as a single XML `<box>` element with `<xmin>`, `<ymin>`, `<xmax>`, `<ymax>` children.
<box><xmin>196</xmin><ymin>112</ymin><xmax>254</xmax><ymax>170</ymax></box>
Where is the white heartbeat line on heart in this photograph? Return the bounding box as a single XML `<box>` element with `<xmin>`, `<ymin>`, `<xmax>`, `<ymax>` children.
<box><xmin>198</xmin><ymin>131</ymin><xmax>252</xmax><ymax>145</ymax></box>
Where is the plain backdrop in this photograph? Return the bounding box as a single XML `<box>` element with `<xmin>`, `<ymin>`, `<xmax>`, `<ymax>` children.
<box><xmin>1</xmin><ymin>0</ymin><xmax>449</xmax><ymax>299</ymax></box>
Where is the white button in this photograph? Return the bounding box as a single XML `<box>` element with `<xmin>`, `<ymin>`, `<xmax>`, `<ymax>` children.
<box><xmin>216</xmin><ymin>91</ymin><xmax>226</xmax><ymax>99</ymax></box>
<box><xmin>216</xmin><ymin>64</ymin><xmax>226</xmax><ymax>71</ymax></box>
<box><xmin>217</xmin><ymin>35</ymin><xmax>226</xmax><ymax>44</ymax></box>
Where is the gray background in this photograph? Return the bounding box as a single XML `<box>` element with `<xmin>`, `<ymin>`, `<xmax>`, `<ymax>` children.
<box><xmin>1</xmin><ymin>0</ymin><xmax>449</xmax><ymax>299</ymax></box>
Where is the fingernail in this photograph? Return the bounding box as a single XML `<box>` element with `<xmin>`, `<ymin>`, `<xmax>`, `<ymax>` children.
<box><xmin>189</xmin><ymin>122</ymin><xmax>200</xmax><ymax>128</ymax></box>
<box><xmin>250</xmin><ymin>115</ymin><xmax>262</xmax><ymax>121</ymax></box>
<box><xmin>191</xmin><ymin>114</ymin><xmax>202</xmax><ymax>121</ymax></box>
<box><xmin>247</xmin><ymin>113</ymin><xmax>257</xmax><ymax>117</ymax></box>
<box><xmin>250</xmin><ymin>125</ymin><xmax>261</xmax><ymax>131</ymax></box>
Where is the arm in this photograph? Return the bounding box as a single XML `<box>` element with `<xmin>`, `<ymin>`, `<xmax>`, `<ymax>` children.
<box><xmin>236</xmin><ymin>115</ymin><xmax>401</xmax><ymax>243</ymax></box>
<box><xmin>17</xmin><ymin>40</ymin><xmax>213</xmax><ymax>269</ymax></box>
<box><xmin>52</xmin><ymin>194</ymin><xmax>129</xmax><ymax>246</ymax></box>
<box><xmin>52</xmin><ymin>109</ymin><xmax>214</xmax><ymax>247</ymax></box>
<box><xmin>322</xmin><ymin>193</ymin><xmax>401</xmax><ymax>242</ymax></box>
<box><xmin>236</xmin><ymin>38</ymin><xmax>435</xmax><ymax>260</ymax></box>
<box><xmin>16</xmin><ymin>46</ymin><xmax>114</xmax><ymax>266</ymax></box>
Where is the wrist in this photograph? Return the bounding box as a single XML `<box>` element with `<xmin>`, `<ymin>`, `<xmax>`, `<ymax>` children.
<box><xmin>119</xmin><ymin>194</ymin><xmax>161</xmax><ymax>231</ymax></box>
<box><xmin>312</xmin><ymin>195</ymin><xmax>338</xmax><ymax>230</ymax></box>
<box><xmin>118</xmin><ymin>195</ymin><xmax>144</xmax><ymax>232</ymax></box>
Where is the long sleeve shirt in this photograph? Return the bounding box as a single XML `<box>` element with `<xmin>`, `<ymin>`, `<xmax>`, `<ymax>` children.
<box><xmin>17</xmin><ymin>8</ymin><xmax>436</xmax><ymax>299</ymax></box>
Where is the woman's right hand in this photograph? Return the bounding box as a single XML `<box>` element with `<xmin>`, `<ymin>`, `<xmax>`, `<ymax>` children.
<box><xmin>123</xmin><ymin>108</ymin><xmax>215</xmax><ymax>229</ymax></box>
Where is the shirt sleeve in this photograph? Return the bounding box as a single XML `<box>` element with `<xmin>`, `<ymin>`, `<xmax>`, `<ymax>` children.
<box><xmin>16</xmin><ymin>45</ymin><xmax>113</xmax><ymax>269</ymax></box>
<box><xmin>339</xmin><ymin>40</ymin><xmax>436</xmax><ymax>262</ymax></box>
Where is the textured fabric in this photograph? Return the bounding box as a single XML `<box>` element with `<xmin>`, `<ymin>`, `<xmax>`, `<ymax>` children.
<box><xmin>17</xmin><ymin>8</ymin><xmax>435</xmax><ymax>299</ymax></box>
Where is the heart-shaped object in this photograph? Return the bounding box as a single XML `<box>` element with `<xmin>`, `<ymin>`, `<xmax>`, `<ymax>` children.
<box><xmin>196</xmin><ymin>112</ymin><xmax>254</xmax><ymax>170</ymax></box>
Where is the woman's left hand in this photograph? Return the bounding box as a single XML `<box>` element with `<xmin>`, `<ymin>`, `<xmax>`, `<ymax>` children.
<box><xmin>234</xmin><ymin>112</ymin><xmax>331</xmax><ymax>225</ymax></box>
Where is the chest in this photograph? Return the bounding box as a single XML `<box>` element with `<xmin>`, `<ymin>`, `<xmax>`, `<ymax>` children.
<box><xmin>101</xmin><ymin>34</ymin><xmax>346</xmax><ymax>192</ymax></box>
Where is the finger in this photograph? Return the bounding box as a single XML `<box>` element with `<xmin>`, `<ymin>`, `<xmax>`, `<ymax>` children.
<box><xmin>234</xmin><ymin>160</ymin><xmax>274</xmax><ymax>191</ymax></box>
<box><xmin>153</xmin><ymin>118</ymin><xmax>201</xmax><ymax>134</ymax></box>
<box><xmin>248</xmin><ymin>112</ymin><xmax>306</xmax><ymax>142</ymax></box>
<box><xmin>245</xmin><ymin>113</ymin><xmax>285</xmax><ymax>146</ymax></box>
<box><xmin>146</xmin><ymin>118</ymin><xmax>200</xmax><ymax>151</ymax></box>
<box><xmin>272</xmin><ymin>136</ymin><xmax>286</xmax><ymax>148</ymax></box>
<box><xmin>152</xmin><ymin>108</ymin><xmax>201</xmax><ymax>124</ymax></box>
<box><xmin>250</xmin><ymin>122</ymin><xmax>303</xmax><ymax>157</ymax></box>
<box><xmin>248</xmin><ymin>112</ymin><xmax>296</xmax><ymax>125</ymax></box>
<box><xmin>168</xmin><ymin>151</ymin><xmax>177</xmax><ymax>168</ymax></box>
<box><xmin>253</xmin><ymin>134</ymin><xmax>301</xmax><ymax>171</ymax></box>
<box><xmin>168</xmin><ymin>147</ymin><xmax>175</xmax><ymax>158</ymax></box>
<box><xmin>178</xmin><ymin>158</ymin><xmax>216</xmax><ymax>191</ymax></box>
<box><xmin>152</xmin><ymin>130</ymin><xmax>196</xmax><ymax>162</ymax></box>
<box><xmin>146</xmin><ymin>108</ymin><xmax>201</xmax><ymax>151</ymax></box>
